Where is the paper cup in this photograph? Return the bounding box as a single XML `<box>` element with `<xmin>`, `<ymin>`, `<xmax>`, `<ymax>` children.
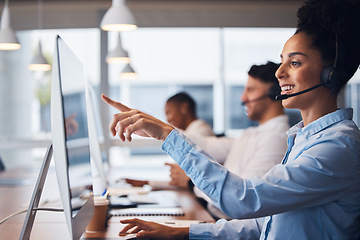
<box><xmin>86</xmin><ymin>196</ymin><xmax>109</xmax><ymax>232</ymax></box>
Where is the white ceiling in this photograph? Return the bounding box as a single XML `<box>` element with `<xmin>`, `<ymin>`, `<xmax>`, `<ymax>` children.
<box><xmin>4</xmin><ymin>0</ymin><xmax>304</xmax><ymax>30</ymax></box>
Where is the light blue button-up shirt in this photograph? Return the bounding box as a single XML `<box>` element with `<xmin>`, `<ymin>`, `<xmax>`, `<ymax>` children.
<box><xmin>162</xmin><ymin>108</ymin><xmax>360</xmax><ymax>239</ymax></box>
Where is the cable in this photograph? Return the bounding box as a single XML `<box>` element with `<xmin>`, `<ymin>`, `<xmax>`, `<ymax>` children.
<box><xmin>0</xmin><ymin>209</ymin><xmax>27</xmax><ymax>225</ymax></box>
<box><xmin>34</xmin><ymin>207</ymin><xmax>63</xmax><ymax>212</ymax></box>
<box><xmin>0</xmin><ymin>207</ymin><xmax>63</xmax><ymax>225</ymax></box>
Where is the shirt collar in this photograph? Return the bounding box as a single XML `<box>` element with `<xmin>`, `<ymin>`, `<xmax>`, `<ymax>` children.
<box><xmin>286</xmin><ymin>108</ymin><xmax>353</xmax><ymax>138</ymax></box>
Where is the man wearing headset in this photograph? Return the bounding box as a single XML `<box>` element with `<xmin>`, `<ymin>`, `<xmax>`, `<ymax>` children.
<box><xmin>166</xmin><ymin>61</ymin><xmax>290</xmax><ymax>220</ymax></box>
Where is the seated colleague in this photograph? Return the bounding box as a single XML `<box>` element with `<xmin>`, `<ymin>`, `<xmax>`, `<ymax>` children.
<box><xmin>125</xmin><ymin>92</ymin><xmax>214</xmax><ymax>188</ymax></box>
<box><xmin>103</xmin><ymin>0</ymin><xmax>360</xmax><ymax>238</ymax></box>
<box><xmin>167</xmin><ymin>61</ymin><xmax>289</xmax><ymax>220</ymax></box>
<box><xmin>165</xmin><ymin>92</ymin><xmax>214</xmax><ymax>137</ymax></box>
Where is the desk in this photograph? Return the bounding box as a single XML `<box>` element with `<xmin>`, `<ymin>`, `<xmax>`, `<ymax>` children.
<box><xmin>0</xmin><ymin>164</ymin><xmax>214</xmax><ymax>240</ymax></box>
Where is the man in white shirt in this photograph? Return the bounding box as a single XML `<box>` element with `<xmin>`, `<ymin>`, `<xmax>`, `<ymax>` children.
<box><xmin>167</xmin><ymin>61</ymin><xmax>290</xmax><ymax>219</ymax></box>
<box><xmin>164</xmin><ymin>92</ymin><xmax>214</xmax><ymax>137</ymax></box>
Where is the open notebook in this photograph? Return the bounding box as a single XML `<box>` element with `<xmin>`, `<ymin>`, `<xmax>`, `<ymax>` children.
<box><xmin>109</xmin><ymin>207</ymin><xmax>185</xmax><ymax>217</ymax></box>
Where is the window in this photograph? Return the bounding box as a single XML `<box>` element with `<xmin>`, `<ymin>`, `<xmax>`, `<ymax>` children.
<box><xmin>2</xmin><ymin>27</ymin><xmax>359</xmax><ymax>167</ymax></box>
<box><xmin>0</xmin><ymin>29</ymin><xmax>99</xmax><ymax>168</ymax></box>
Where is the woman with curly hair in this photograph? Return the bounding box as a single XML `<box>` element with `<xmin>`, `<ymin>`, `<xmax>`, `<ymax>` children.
<box><xmin>102</xmin><ymin>0</ymin><xmax>360</xmax><ymax>239</ymax></box>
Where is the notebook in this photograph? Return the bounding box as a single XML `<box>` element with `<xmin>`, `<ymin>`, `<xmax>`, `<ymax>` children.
<box><xmin>109</xmin><ymin>207</ymin><xmax>185</xmax><ymax>217</ymax></box>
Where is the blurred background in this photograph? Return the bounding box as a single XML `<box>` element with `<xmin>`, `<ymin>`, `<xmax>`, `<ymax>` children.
<box><xmin>0</xmin><ymin>0</ymin><xmax>358</xmax><ymax>169</ymax></box>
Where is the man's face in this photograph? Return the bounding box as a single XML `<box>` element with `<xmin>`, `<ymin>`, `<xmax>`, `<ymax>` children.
<box><xmin>165</xmin><ymin>101</ymin><xmax>187</xmax><ymax>130</ymax></box>
<box><xmin>241</xmin><ymin>76</ymin><xmax>272</xmax><ymax>122</ymax></box>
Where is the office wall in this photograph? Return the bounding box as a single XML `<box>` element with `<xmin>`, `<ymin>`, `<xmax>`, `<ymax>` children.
<box><xmin>0</xmin><ymin>33</ymin><xmax>34</xmax><ymax>168</ymax></box>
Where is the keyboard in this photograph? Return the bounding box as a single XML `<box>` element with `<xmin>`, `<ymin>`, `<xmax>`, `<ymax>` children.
<box><xmin>127</xmin><ymin>194</ymin><xmax>158</xmax><ymax>204</ymax></box>
<box><xmin>110</xmin><ymin>207</ymin><xmax>185</xmax><ymax>217</ymax></box>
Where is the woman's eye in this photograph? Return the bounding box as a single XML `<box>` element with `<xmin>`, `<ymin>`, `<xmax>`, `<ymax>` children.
<box><xmin>291</xmin><ymin>61</ymin><xmax>301</xmax><ymax>67</ymax></box>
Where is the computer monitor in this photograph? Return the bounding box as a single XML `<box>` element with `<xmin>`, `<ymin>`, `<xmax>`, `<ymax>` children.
<box><xmin>51</xmin><ymin>35</ymin><xmax>94</xmax><ymax>240</ymax></box>
<box><xmin>85</xmin><ymin>83</ymin><xmax>108</xmax><ymax>196</ymax></box>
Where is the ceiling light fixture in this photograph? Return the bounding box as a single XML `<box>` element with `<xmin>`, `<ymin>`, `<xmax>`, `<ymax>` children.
<box><xmin>0</xmin><ymin>0</ymin><xmax>21</xmax><ymax>50</ymax></box>
<box><xmin>100</xmin><ymin>0</ymin><xmax>137</xmax><ymax>32</ymax></box>
<box><xmin>28</xmin><ymin>0</ymin><xmax>51</xmax><ymax>71</ymax></box>
<box><xmin>106</xmin><ymin>33</ymin><xmax>130</xmax><ymax>64</ymax></box>
<box><xmin>120</xmin><ymin>63</ymin><xmax>136</xmax><ymax>79</ymax></box>
<box><xmin>28</xmin><ymin>41</ymin><xmax>51</xmax><ymax>71</ymax></box>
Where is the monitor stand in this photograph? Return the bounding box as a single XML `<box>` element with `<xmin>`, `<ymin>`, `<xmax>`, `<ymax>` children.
<box><xmin>19</xmin><ymin>144</ymin><xmax>53</xmax><ymax>240</ymax></box>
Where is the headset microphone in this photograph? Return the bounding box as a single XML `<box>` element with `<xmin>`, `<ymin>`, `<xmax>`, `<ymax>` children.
<box><xmin>241</xmin><ymin>95</ymin><xmax>268</xmax><ymax>105</ymax></box>
<box><xmin>275</xmin><ymin>83</ymin><xmax>324</xmax><ymax>101</ymax></box>
<box><xmin>242</xmin><ymin>83</ymin><xmax>281</xmax><ymax>105</ymax></box>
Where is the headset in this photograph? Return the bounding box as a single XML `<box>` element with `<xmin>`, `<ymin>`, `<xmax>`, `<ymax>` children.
<box><xmin>275</xmin><ymin>30</ymin><xmax>347</xmax><ymax>100</ymax></box>
<box><xmin>320</xmin><ymin>30</ymin><xmax>347</xmax><ymax>94</ymax></box>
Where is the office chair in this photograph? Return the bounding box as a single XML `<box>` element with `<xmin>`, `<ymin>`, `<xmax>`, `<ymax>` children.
<box><xmin>0</xmin><ymin>156</ymin><xmax>5</xmax><ymax>171</ymax></box>
<box><xmin>215</xmin><ymin>133</ymin><xmax>225</xmax><ymax>138</ymax></box>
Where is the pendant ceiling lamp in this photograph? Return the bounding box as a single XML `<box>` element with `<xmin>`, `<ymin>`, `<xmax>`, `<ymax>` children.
<box><xmin>106</xmin><ymin>33</ymin><xmax>130</xmax><ymax>64</ymax></box>
<box><xmin>28</xmin><ymin>41</ymin><xmax>51</xmax><ymax>71</ymax></box>
<box><xmin>28</xmin><ymin>0</ymin><xmax>51</xmax><ymax>71</ymax></box>
<box><xmin>120</xmin><ymin>63</ymin><xmax>136</xmax><ymax>79</ymax></box>
<box><xmin>0</xmin><ymin>0</ymin><xmax>21</xmax><ymax>50</ymax></box>
<box><xmin>100</xmin><ymin>0</ymin><xmax>137</xmax><ymax>32</ymax></box>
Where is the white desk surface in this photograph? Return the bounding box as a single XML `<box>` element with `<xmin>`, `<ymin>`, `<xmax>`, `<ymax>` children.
<box><xmin>0</xmin><ymin>161</ymin><xmax>214</xmax><ymax>240</ymax></box>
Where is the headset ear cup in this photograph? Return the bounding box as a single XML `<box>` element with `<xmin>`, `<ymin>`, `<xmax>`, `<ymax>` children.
<box><xmin>321</xmin><ymin>65</ymin><xmax>334</xmax><ymax>89</ymax></box>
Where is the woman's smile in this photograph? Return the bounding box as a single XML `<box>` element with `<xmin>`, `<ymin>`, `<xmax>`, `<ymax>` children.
<box><xmin>280</xmin><ymin>84</ymin><xmax>295</xmax><ymax>94</ymax></box>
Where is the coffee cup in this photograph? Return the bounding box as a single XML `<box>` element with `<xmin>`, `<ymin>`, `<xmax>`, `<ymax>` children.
<box><xmin>86</xmin><ymin>196</ymin><xmax>109</xmax><ymax>232</ymax></box>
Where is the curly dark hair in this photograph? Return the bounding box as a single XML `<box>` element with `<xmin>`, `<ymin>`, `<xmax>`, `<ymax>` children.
<box><xmin>295</xmin><ymin>0</ymin><xmax>360</xmax><ymax>93</ymax></box>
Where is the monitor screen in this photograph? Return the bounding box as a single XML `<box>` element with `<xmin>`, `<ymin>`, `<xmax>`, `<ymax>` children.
<box><xmin>51</xmin><ymin>35</ymin><xmax>94</xmax><ymax>240</ymax></box>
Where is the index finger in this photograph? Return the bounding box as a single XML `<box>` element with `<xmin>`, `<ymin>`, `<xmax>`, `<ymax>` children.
<box><xmin>120</xmin><ymin>218</ymin><xmax>145</xmax><ymax>234</ymax></box>
<box><xmin>101</xmin><ymin>94</ymin><xmax>131</xmax><ymax>112</ymax></box>
<box><xmin>165</xmin><ymin>162</ymin><xmax>176</xmax><ymax>167</ymax></box>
